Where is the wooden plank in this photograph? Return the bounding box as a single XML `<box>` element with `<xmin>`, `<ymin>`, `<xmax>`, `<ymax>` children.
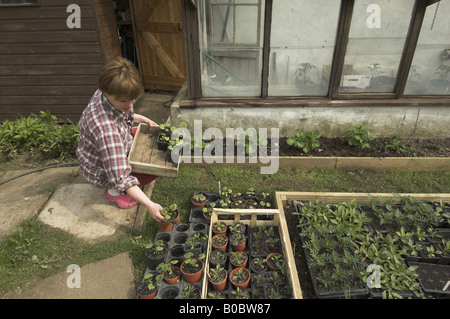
<box><xmin>0</xmin><ymin>5</ymin><xmax>93</xmax><ymax>20</ymax></box>
<box><xmin>0</xmin><ymin>85</ymin><xmax>97</xmax><ymax>96</ymax></box>
<box><xmin>0</xmin><ymin>42</ymin><xmax>100</xmax><ymax>55</ymax></box>
<box><xmin>0</xmin><ymin>75</ymin><xmax>98</xmax><ymax>86</ymax></box>
<box><xmin>0</xmin><ymin>95</ymin><xmax>93</xmax><ymax>105</ymax></box>
<box><xmin>131</xmin><ymin>0</ymin><xmax>186</xmax><ymax>91</ymax></box>
<box><xmin>275</xmin><ymin>192</ymin><xmax>450</xmax><ymax>206</ymax></box>
<box><xmin>1</xmin><ymin>65</ymin><xmax>102</xmax><ymax>76</ymax></box>
<box><xmin>141</xmin><ymin>32</ymin><xmax>185</xmax><ymax>78</ymax></box>
<box><xmin>0</xmin><ymin>18</ymin><xmax>96</xmax><ymax>32</ymax></box>
<box><xmin>139</xmin><ymin>21</ymin><xmax>183</xmax><ymax>33</ymax></box>
<box><xmin>2</xmin><ymin>30</ymin><xmax>99</xmax><ymax>43</ymax></box>
<box><xmin>128</xmin><ymin>124</ymin><xmax>179</xmax><ymax>178</ymax></box>
<box><xmin>0</xmin><ymin>54</ymin><xmax>102</xmax><ymax>65</ymax></box>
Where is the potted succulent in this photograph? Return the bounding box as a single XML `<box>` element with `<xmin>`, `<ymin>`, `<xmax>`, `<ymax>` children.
<box><xmin>211</xmin><ymin>234</ymin><xmax>228</xmax><ymax>251</ymax></box>
<box><xmin>230</xmin><ymin>251</ymin><xmax>248</xmax><ymax>268</ymax></box>
<box><xmin>136</xmin><ymin>273</ymin><xmax>163</xmax><ymax>299</ymax></box>
<box><xmin>191</xmin><ymin>193</ymin><xmax>207</xmax><ymax>209</ymax></box>
<box><xmin>208</xmin><ymin>264</ymin><xmax>228</xmax><ymax>291</ymax></box>
<box><xmin>229</xmin><ymin>267</ymin><xmax>251</xmax><ymax>289</ymax></box>
<box><xmin>156</xmin><ymin>260</ymin><xmax>180</xmax><ymax>285</ymax></box>
<box><xmin>180</xmin><ymin>252</ymin><xmax>205</xmax><ymax>284</ymax></box>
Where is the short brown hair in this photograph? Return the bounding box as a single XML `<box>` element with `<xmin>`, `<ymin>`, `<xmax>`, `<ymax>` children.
<box><xmin>98</xmin><ymin>57</ymin><xmax>143</xmax><ymax>101</ymax></box>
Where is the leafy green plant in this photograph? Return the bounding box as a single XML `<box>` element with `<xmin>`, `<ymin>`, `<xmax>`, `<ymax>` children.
<box><xmin>183</xmin><ymin>252</ymin><xmax>205</xmax><ymax>269</ymax></box>
<box><xmin>234</xmin><ymin>129</ymin><xmax>268</xmax><ymax>156</ymax></box>
<box><xmin>230</xmin><ymin>287</ymin><xmax>250</xmax><ymax>299</ymax></box>
<box><xmin>208</xmin><ymin>264</ymin><xmax>226</xmax><ymax>282</ymax></box>
<box><xmin>156</xmin><ymin>260</ymin><xmax>179</xmax><ymax>276</ymax></box>
<box><xmin>287</xmin><ymin>130</ymin><xmax>320</xmax><ymax>154</ymax></box>
<box><xmin>192</xmin><ymin>193</ymin><xmax>206</xmax><ymax>203</ymax></box>
<box><xmin>142</xmin><ymin>272</ymin><xmax>164</xmax><ymax>291</ymax></box>
<box><xmin>160</xmin><ymin>203</ymin><xmax>178</xmax><ymax>221</ymax></box>
<box><xmin>345</xmin><ymin>122</ymin><xmax>373</xmax><ymax>149</ymax></box>
<box><xmin>186</xmin><ymin>233</ymin><xmax>207</xmax><ymax>249</ymax></box>
<box><xmin>384</xmin><ymin>137</ymin><xmax>408</xmax><ymax>154</ymax></box>
<box><xmin>0</xmin><ymin>111</ymin><xmax>78</xmax><ymax>159</ymax></box>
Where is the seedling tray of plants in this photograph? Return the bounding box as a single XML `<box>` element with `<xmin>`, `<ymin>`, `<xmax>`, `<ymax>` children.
<box><xmin>407</xmin><ymin>262</ymin><xmax>450</xmax><ymax>296</ymax></box>
<box><xmin>136</xmin><ymin>221</ymin><xmax>209</xmax><ymax>299</ymax></box>
<box><xmin>128</xmin><ymin>123</ymin><xmax>180</xmax><ymax>178</ymax></box>
<box><xmin>201</xmin><ymin>209</ymin><xmax>301</xmax><ymax>299</ymax></box>
<box><xmin>276</xmin><ymin>191</ymin><xmax>450</xmax><ymax>299</ymax></box>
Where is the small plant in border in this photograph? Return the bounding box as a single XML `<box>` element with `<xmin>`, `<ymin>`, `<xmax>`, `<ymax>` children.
<box><xmin>287</xmin><ymin>130</ymin><xmax>320</xmax><ymax>154</ymax></box>
<box><xmin>346</xmin><ymin>121</ymin><xmax>373</xmax><ymax>149</ymax></box>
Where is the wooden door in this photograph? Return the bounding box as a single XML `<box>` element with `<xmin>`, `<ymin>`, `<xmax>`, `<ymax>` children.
<box><xmin>130</xmin><ymin>0</ymin><xmax>186</xmax><ymax>92</ymax></box>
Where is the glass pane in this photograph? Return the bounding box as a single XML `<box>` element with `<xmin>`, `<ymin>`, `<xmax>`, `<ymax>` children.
<box><xmin>198</xmin><ymin>0</ymin><xmax>264</xmax><ymax>97</ymax></box>
<box><xmin>268</xmin><ymin>0</ymin><xmax>341</xmax><ymax>96</ymax></box>
<box><xmin>404</xmin><ymin>1</ymin><xmax>450</xmax><ymax>95</ymax></box>
<box><xmin>235</xmin><ymin>6</ymin><xmax>258</xmax><ymax>44</ymax></box>
<box><xmin>212</xmin><ymin>5</ymin><xmax>234</xmax><ymax>43</ymax></box>
<box><xmin>340</xmin><ymin>0</ymin><xmax>415</xmax><ymax>93</ymax></box>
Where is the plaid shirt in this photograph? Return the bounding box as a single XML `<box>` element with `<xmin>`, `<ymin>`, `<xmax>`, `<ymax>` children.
<box><xmin>76</xmin><ymin>89</ymin><xmax>139</xmax><ymax>193</ymax></box>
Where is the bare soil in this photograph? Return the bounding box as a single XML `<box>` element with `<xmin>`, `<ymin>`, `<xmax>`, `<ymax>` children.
<box><xmin>192</xmin><ymin>137</ymin><xmax>450</xmax><ymax>158</ymax></box>
<box><xmin>279</xmin><ymin>137</ymin><xmax>450</xmax><ymax>158</ymax></box>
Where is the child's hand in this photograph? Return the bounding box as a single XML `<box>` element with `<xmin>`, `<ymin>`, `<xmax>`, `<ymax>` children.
<box><xmin>134</xmin><ymin>114</ymin><xmax>158</xmax><ymax>127</ymax></box>
<box><xmin>147</xmin><ymin>202</ymin><xmax>164</xmax><ymax>223</ymax></box>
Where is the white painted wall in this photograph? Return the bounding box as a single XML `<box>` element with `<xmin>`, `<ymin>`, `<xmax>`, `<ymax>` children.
<box><xmin>171</xmin><ymin>99</ymin><xmax>450</xmax><ymax>139</ymax></box>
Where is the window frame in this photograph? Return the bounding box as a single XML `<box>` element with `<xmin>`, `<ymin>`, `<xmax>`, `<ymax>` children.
<box><xmin>182</xmin><ymin>0</ymin><xmax>449</xmax><ymax>104</ymax></box>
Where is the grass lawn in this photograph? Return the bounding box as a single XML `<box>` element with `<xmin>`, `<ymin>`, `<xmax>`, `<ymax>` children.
<box><xmin>1</xmin><ymin>166</ymin><xmax>449</xmax><ymax>295</ymax></box>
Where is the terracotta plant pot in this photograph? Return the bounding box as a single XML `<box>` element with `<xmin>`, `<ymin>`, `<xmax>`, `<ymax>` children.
<box><xmin>230</xmin><ymin>251</ymin><xmax>248</xmax><ymax>268</ymax></box>
<box><xmin>191</xmin><ymin>196</ymin><xmax>207</xmax><ymax>209</ymax></box>
<box><xmin>229</xmin><ymin>267</ymin><xmax>251</xmax><ymax>289</ymax></box>
<box><xmin>211</xmin><ymin>234</ymin><xmax>228</xmax><ymax>252</ymax></box>
<box><xmin>139</xmin><ymin>289</ymin><xmax>157</xmax><ymax>299</ymax></box>
<box><xmin>208</xmin><ymin>268</ymin><xmax>228</xmax><ymax>291</ymax></box>
<box><xmin>180</xmin><ymin>258</ymin><xmax>204</xmax><ymax>284</ymax></box>
<box><xmin>230</xmin><ymin>233</ymin><xmax>247</xmax><ymax>252</ymax></box>
<box><xmin>158</xmin><ymin>222</ymin><xmax>173</xmax><ymax>232</ymax></box>
<box><xmin>267</xmin><ymin>253</ymin><xmax>285</xmax><ymax>271</ymax></box>
<box><xmin>212</xmin><ymin>221</ymin><xmax>228</xmax><ymax>236</ymax></box>
<box><xmin>163</xmin><ymin>267</ymin><xmax>181</xmax><ymax>285</ymax></box>
<box><xmin>202</xmin><ymin>210</ymin><xmax>212</xmax><ymax>223</ymax></box>
<box><xmin>170</xmin><ymin>212</ymin><xmax>180</xmax><ymax>224</ymax></box>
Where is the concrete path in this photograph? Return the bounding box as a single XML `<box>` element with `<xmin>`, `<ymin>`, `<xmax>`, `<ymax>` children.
<box><xmin>2</xmin><ymin>253</ymin><xmax>136</xmax><ymax>299</ymax></box>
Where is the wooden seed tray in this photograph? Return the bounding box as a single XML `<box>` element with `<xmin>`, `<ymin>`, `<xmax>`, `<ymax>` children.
<box><xmin>274</xmin><ymin>191</ymin><xmax>450</xmax><ymax>299</ymax></box>
<box><xmin>129</xmin><ymin>123</ymin><xmax>180</xmax><ymax>178</ymax></box>
<box><xmin>201</xmin><ymin>208</ymin><xmax>302</xmax><ymax>299</ymax></box>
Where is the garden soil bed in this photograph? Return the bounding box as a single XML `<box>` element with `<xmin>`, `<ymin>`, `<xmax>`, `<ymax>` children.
<box><xmin>189</xmin><ymin>137</ymin><xmax>450</xmax><ymax>158</ymax></box>
<box><xmin>283</xmin><ymin>200</ymin><xmax>316</xmax><ymax>299</ymax></box>
<box><xmin>279</xmin><ymin>137</ymin><xmax>450</xmax><ymax>158</ymax></box>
